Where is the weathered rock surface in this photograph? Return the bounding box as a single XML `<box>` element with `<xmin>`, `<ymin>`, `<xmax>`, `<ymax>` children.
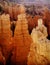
<box><xmin>0</xmin><ymin>14</ymin><xmax>13</xmax><ymax>64</ymax></box>
<box><xmin>28</xmin><ymin>19</ymin><xmax>50</xmax><ymax>65</ymax></box>
<box><xmin>11</xmin><ymin>14</ymin><xmax>32</xmax><ymax>65</ymax></box>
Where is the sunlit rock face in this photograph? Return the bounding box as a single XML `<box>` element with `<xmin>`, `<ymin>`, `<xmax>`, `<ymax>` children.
<box><xmin>11</xmin><ymin>13</ymin><xmax>32</xmax><ymax>65</ymax></box>
<box><xmin>27</xmin><ymin>19</ymin><xmax>50</xmax><ymax>65</ymax></box>
<box><xmin>27</xmin><ymin>15</ymin><xmax>45</xmax><ymax>34</ymax></box>
<box><xmin>19</xmin><ymin>5</ymin><xmax>26</xmax><ymax>14</ymax></box>
<box><xmin>0</xmin><ymin>14</ymin><xmax>13</xmax><ymax>63</ymax></box>
<box><xmin>1</xmin><ymin>14</ymin><xmax>12</xmax><ymax>42</ymax></box>
<box><xmin>0</xmin><ymin>5</ymin><xmax>32</xmax><ymax>65</ymax></box>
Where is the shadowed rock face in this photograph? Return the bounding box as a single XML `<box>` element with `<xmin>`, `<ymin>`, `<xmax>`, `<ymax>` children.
<box><xmin>43</xmin><ymin>10</ymin><xmax>50</xmax><ymax>38</ymax></box>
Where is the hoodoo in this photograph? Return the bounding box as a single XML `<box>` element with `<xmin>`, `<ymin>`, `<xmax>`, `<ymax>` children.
<box><xmin>11</xmin><ymin>5</ymin><xmax>32</xmax><ymax>65</ymax></box>
<box><xmin>0</xmin><ymin>14</ymin><xmax>13</xmax><ymax>64</ymax></box>
<box><xmin>28</xmin><ymin>19</ymin><xmax>50</xmax><ymax>65</ymax></box>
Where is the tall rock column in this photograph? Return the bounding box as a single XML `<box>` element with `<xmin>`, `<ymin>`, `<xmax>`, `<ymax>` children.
<box><xmin>11</xmin><ymin>14</ymin><xmax>32</xmax><ymax>65</ymax></box>
<box><xmin>0</xmin><ymin>14</ymin><xmax>13</xmax><ymax>61</ymax></box>
<box><xmin>27</xmin><ymin>19</ymin><xmax>50</xmax><ymax>65</ymax></box>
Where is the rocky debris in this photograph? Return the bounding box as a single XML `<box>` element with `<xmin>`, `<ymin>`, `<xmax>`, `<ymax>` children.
<box><xmin>27</xmin><ymin>19</ymin><xmax>50</xmax><ymax>65</ymax></box>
